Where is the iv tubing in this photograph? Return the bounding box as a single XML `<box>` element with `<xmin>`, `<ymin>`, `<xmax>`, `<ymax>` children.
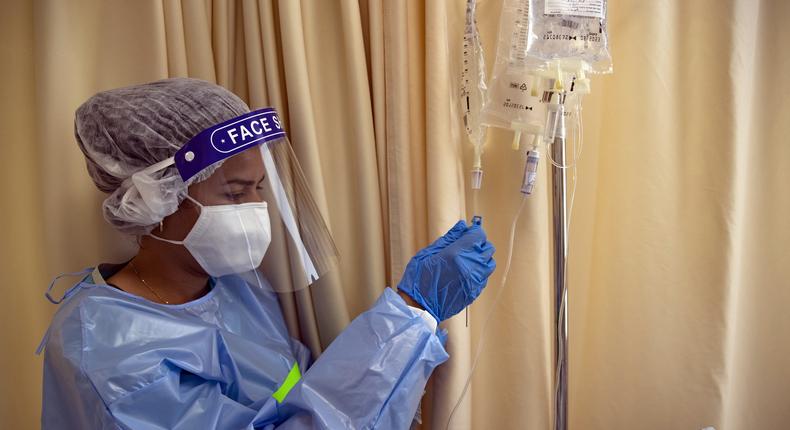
<box><xmin>446</xmin><ymin>195</ymin><xmax>528</xmax><ymax>430</ymax></box>
<box><xmin>446</xmin><ymin>122</ymin><xmax>583</xmax><ymax>430</ymax></box>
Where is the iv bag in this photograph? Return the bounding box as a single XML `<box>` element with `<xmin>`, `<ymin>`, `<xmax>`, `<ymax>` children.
<box><xmin>526</xmin><ymin>0</ymin><xmax>612</xmax><ymax>73</ymax></box>
<box><xmin>481</xmin><ymin>0</ymin><xmax>546</xmax><ymax>131</ymax></box>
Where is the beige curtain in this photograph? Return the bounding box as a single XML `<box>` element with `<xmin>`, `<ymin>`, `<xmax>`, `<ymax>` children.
<box><xmin>2</xmin><ymin>0</ymin><xmax>789</xmax><ymax>429</ymax></box>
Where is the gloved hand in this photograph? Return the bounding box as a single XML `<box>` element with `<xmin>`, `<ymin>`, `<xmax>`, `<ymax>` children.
<box><xmin>397</xmin><ymin>219</ymin><xmax>496</xmax><ymax>322</ymax></box>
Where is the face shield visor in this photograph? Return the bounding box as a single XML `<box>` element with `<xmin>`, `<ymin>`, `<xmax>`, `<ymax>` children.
<box><xmin>138</xmin><ymin>108</ymin><xmax>337</xmax><ymax>292</ymax></box>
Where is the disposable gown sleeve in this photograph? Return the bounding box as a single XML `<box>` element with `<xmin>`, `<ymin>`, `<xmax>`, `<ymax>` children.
<box><xmin>262</xmin><ymin>288</ymin><xmax>449</xmax><ymax>429</ymax></box>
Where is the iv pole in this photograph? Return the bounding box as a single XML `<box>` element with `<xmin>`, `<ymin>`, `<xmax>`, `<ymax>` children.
<box><xmin>549</xmin><ymin>93</ymin><xmax>569</xmax><ymax>430</ymax></box>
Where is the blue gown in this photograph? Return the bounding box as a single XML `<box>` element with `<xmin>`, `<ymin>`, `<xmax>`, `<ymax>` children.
<box><xmin>39</xmin><ymin>265</ymin><xmax>448</xmax><ymax>429</ymax></box>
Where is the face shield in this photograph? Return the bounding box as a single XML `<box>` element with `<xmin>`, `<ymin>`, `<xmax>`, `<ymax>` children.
<box><xmin>138</xmin><ymin>108</ymin><xmax>337</xmax><ymax>292</ymax></box>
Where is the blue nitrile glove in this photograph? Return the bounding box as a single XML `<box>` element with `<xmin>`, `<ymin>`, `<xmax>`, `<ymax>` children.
<box><xmin>397</xmin><ymin>219</ymin><xmax>496</xmax><ymax>322</ymax></box>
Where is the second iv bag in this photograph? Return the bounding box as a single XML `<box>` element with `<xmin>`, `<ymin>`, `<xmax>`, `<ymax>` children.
<box><xmin>526</xmin><ymin>0</ymin><xmax>613</xmax><ymax>74</ymax></box>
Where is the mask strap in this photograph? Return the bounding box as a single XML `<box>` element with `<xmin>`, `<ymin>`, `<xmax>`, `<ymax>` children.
<box><xmin>146</xmin><ymin>194</ymin><xmax>204</xmax><ymax>245</ymax></box>
<box><xmin>183</xmin><ymin>194</ymin><xmax>204</xmax><ymax>207</ymax></box>
<box><xmin>148</xmin><ymin>233</ymin><xmax>184</xmax><ymax>245</ymax></box>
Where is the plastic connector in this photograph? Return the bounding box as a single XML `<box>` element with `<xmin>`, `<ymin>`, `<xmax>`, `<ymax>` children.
<box><xmin>470</xmin><ymin>168</ymin><xmax>483</xmax><ymax>190</ymax></box>
<box><xmin>510</xmin><ymin>121</ymin><xmax>544</xmax><ymax>152</ymax></box>
<box><xmin>521</xmin><ymin>149</ymin><xmax>540</xmax><ymax>195</ymax></box>
<box><xmin>512</xmin><ymin>129</ymin><xmax>522</xmax><ymax>150</ymax></box>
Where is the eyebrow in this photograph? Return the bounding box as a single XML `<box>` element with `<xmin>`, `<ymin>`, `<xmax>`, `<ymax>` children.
<box><xmin>223</xmin><ymin>175</ymin><xmax>266</xmax><ymax>187</ymax></box>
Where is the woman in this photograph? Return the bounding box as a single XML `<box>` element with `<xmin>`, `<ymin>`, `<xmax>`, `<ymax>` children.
<box><xmin>39</xmin><ymin>78</ymin><xmax>495</xmax><ymax>429</ymax></box>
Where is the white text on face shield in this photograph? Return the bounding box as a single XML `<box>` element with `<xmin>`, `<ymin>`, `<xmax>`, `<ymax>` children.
<box><xmin>226</xmin><ymin>115</ymin><xmax>282</xmax><ymax>145</ymax></box>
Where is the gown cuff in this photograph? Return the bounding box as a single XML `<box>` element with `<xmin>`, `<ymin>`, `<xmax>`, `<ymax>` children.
<box><xmin>407</xmin><ymin>305</ymin><xmax>438</xmax><ymax>332</ymax></box>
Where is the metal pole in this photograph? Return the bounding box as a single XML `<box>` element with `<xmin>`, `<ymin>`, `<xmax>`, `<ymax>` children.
<box><xmin>551</xmin><ymin>101</ymin><xmax>569</xmax><ymax>430</ymax></box>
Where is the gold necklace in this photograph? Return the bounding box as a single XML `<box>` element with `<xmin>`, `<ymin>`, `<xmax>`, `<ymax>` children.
<box><xmin>129</xmin><ymin>260</ymin><xmax>170</xmax><ymax>304</ymax></box>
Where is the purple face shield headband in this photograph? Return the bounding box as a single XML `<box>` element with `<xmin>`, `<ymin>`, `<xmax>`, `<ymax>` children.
<box><xmin>174</xmin><ymin>108</ymin><xmax>285</xmax><ymax>182</ymax></box>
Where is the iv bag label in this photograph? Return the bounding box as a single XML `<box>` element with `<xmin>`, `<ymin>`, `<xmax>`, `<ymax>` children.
<box><xmin>481</xmin><ymin>69</ymin><xmax>545</xmax><ymax>129</ymax></box>
<box><xmin>544</xmin><ymin>0</ymin><xmax>604</xmax><ymax>18</ymax></box>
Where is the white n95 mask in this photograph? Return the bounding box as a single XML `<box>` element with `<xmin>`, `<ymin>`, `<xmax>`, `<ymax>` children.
<box><xmin>151</xmin><ymin>195</ymin><xmax>272</xmax><ymax>277</ymax></box>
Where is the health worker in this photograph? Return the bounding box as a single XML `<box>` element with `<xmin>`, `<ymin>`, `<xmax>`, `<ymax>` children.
<box><xmin>38</xmin><ymin>78</ymin><xmax>496</xmax><ymax>429</ymax></box>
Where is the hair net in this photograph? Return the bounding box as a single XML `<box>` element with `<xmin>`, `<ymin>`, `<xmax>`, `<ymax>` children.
<box><xmin>75</xmin><ymin>78</ymin><xmax>250</xmax><ymax>235</ymax></box>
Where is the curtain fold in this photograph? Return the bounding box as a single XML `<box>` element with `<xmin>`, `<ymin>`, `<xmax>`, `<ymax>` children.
<box><xmin>1</xmin><ymin>0</ymin><xmax>789</xmax><ymax>429</ymax></box>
